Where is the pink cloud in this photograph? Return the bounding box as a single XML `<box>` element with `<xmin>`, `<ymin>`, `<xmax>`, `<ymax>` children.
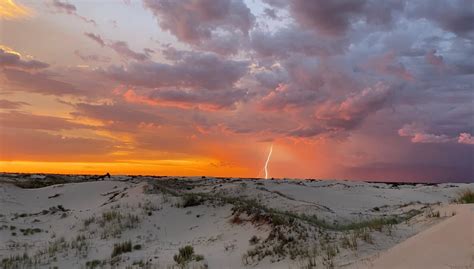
<box><xmin>365</xmin><ymin>52</ymin><xmax>414</xmax><ymax>81</ymax></box>
<box><xmin>398</xmin><ymin>123</ymin><xmax>454</xmax><ymax>144</ymax></box>
<box><xmin>425</xmin><ymin>49</ymin><xmax>444</xmax><ymax>66</ymax></box>
<box><xmin>316</xmin><ymin>82</ymin><xmax>391</xmax><ymax>129</ymax></box>
<box><xmin>458</xmin><ymin>133</ymin><xmax>474</xmax><ymax>145</ymax></box>
<box><xmin>143</xmin><ymin>0</ymin><xmax>255</xmax><ymax>44</ymax></box>
<box><xmin>411</xmin><ymin>133</ymin><xmax>452</xmax><ymax>143</ymax></box>
<box><xmin>123</xmin><ymin>88</ymin><xmax>246</xmax><ymax>111</ymax></box>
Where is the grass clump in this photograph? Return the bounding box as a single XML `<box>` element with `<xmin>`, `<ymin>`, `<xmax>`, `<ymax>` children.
<box><xmin>1</xmin><ymin>253</ymin><xmax>32</xmax><ymax>269</ymax></box>
<box><xmin>457</xmin><ymin>189</ymin><xmax>474</xmax><ymax>204</ymax></box>
<box><xmin>173</xmin><ymin>245</ymin><xmax>205</xmax><ymax>266</ymax></box>
<box><xmin>85</xmin><ymin>259</ymin><xmax>105</xmax><ymax>269</ymax></box>
<box><xmin>181</xmin><ymin>194</ymin><xmax>204</xmax><ymax>207</ymax></box>
<box><xmin>83</xmin><ymin>216</ymin><xmax>96</xmax><ymax>227</ymax></box>
<box><xmin>83</xmin><ymin>210</ymin><xmax>140</xmax><ymax>239</ymax></box>
<box><xmin>102</xmin><ymin>211</ymin><xmax>121</xmax><ymax>222</ymax></box>
<box><xmin>111</xmin><ymin>241</ymin><xmax>132</xmax><ymax>258</ymax></box>
<box><xmin>19</xmin><ymin>227</ymin><xmax>42</xmax><ymax>236</ymax></box>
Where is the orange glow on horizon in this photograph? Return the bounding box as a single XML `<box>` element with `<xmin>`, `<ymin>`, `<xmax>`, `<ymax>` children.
<box><xmin>0</xmin><ymin>159</ymin><xmax>251</xmax><ymax>177</ymax></box>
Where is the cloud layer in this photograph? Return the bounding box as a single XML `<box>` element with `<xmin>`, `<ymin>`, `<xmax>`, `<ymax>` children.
<box><xmin>1</xmin><ymin>0</ymin><xmax>472</xmax><ymax>181</ymax></box>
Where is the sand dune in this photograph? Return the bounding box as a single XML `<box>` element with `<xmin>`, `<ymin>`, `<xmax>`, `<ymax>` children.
<box><xmin>0</xmin><ymin>174</ymin><xmax>472</xmax><ymax>268</ymax></box>
<box><xmin>352</xmin><ymin>204</ymin><xmax>473</xmax><ymax>269</ymax></box>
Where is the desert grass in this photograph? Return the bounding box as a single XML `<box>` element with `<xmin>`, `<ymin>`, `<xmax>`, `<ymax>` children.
<box><xmin>82</xmin><ymin>209</ymin><xmax>140</xmax><ymax>239</ymax></box>
<box><xmin>173</xmin><ymin>245</ymin><xmax>205</xmax><ymax>268</ymax></box>
<box><xmin>1</xmin><ymin>253</ymin><xmax>32</xmax><ymax>269</ymax></box>
<box><xmin>457</xmin><ymin>189</ymin><xmax>474</xmax><ymax>204</ymax></box>
<box><xmin>111</xmin><ymin>241</ymin><xmax>132</xmax><ymax>258</ymax></box>
<box><xmin>149</xmin><ymin>178</ymin><xmax>423</xmax><ymax>266</ymax></box>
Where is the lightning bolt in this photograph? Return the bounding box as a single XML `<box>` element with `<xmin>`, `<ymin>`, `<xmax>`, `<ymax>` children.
<box><xmin>264</xmin><ymin>144</ymin><xmax>273</xmax><ymax>179</ymax></box>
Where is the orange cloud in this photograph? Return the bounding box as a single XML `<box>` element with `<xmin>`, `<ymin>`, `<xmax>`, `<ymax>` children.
<box><xmin>123</xmin><ymin>89</ymin><xmax>232</xmax><ymax>111</ymax></box>
<box><xmin>0</xmin><ymin>0</ymin><xmax>32</xmax><ymax>20</ymax></box>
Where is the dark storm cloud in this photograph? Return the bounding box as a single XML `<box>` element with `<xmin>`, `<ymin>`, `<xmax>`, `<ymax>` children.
<box><xmin>196</xmin><ymin>34</ymin><xmax>241</xmax><ymax>56</ymax></box>
<box><xmin>9</xmin><ymin>0</ymin><xmax>470</xmax><ymax>181</ymax></box>
<box><xmin>103</xmin><ymin>51</ymin><xmax>248</xmax><ymax>90</ymax></box>
<box><xmin>409</xmin><ymin>0</ymin><xmax>474</xmax><ymax>38</ymax></box>
<box><xmin>251</xmin><ymin>28</ymin><xmax>345</xmax><ymax>59</ymax></box>
<box><xmin>265</xmin><ymin>0</ymin><xmax>405</xmax><ymax>36</ymax></box>
<box><xmin>0</xmin><ymin>48</ymin><xmax>49</xmax><ymax>70</ymax></box>
<box><xmin>259</xmin><ymin>83</ymin><xmax>320</xmax><ymax>110</ymax></box>
<box><xmin>289</xmin><ymin>0</ymin><xmax>366</xmax><ymax>36</ymax></box>
<box><xmin>143</xmin><ymin>0</ymin><xmax>255</xmax><ymax>44</ymax></box>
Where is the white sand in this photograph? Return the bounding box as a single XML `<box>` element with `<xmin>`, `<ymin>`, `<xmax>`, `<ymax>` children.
<box><xmin>0</xmin><ymin>174</ymin><xmax>472</xmax><ymax>268</ymax></box>
<box><xmin>350</xmin><ymin>204</ymin><xmax>473</xmax><ymax>269</ymax></box>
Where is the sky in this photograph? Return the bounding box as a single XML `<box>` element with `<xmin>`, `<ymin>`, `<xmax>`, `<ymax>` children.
<box><xmin>0</xmin><ymin>0</ymin><xmax>473</xmax><ymax>182</ymax></box>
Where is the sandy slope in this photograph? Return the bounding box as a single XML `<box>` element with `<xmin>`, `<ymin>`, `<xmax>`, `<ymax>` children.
<box><xmin>0</xmin><ymin>174</ymin><xmax>472</xmax><ymax>268</ymax></box>
<box><xmin>351</xmin><ymin>204</ymin><xmax>474</xmax><ymax>269</ymax></box>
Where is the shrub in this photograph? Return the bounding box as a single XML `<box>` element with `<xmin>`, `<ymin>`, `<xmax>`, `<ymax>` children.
<box><xmin>270</xmin><ymin>214</ymin><xmax>287</xmax><ymax>226</ymax></box>
<box><xmin>83</xmin><ymin>216</ymin><xmax>95</xmax><ymax>227</ymax></box>
<box><xmin>249</xmin><ymin>235</ymin><xmax>260</xmax><ymax>245</ymax></box>
<box><xmin>182</xmin><ymin>194</ymin><xmax>203</xmax><ymax>208</ymax></box>
<box><xmin>19</xmin><ymin>228</ymin><xmax>42</xmax><ymax>236</ymax></box>
<box><xmin>457</xmin><ymin>189</ymin><xmax>474</xmax><ymax>204</ymax></box>
<box><xmin>174</xmin><ymin>245</ymin><xmax>194</xmax><ymax>264</ymax></box>
<box><xmin>85</xmin><ymin>259</ymin><xmax>103</xmax><ymax>269</ymax></box>
<box><xmin>230</xmin><ymin>214</ymin><xmax>243</xmax><ymax>224</ymax></box>
<box><xmin>1</xmin><ymin>253</ymin><xmax>32</xmax><ymax>269</ymax></box>
<box><xmin>173</xmin><ymin>245</ymin><xmax>205</xmax><ymax>265</ymax></box>
<box><xmin>111</xmin><ymin>241</ymin><xmax>132</xmax><ymax>258</ymax></box>
<box><xmin>103</xmin><ymin>211</ymin><xmax>121</xmax><ymax>222</ymax></box>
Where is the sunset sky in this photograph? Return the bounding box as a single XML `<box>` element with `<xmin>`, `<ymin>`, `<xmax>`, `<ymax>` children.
<box><xmin>0</xmin><ymin>0</ymin><xmax>473</xmax><ymax>182</ymax></box>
